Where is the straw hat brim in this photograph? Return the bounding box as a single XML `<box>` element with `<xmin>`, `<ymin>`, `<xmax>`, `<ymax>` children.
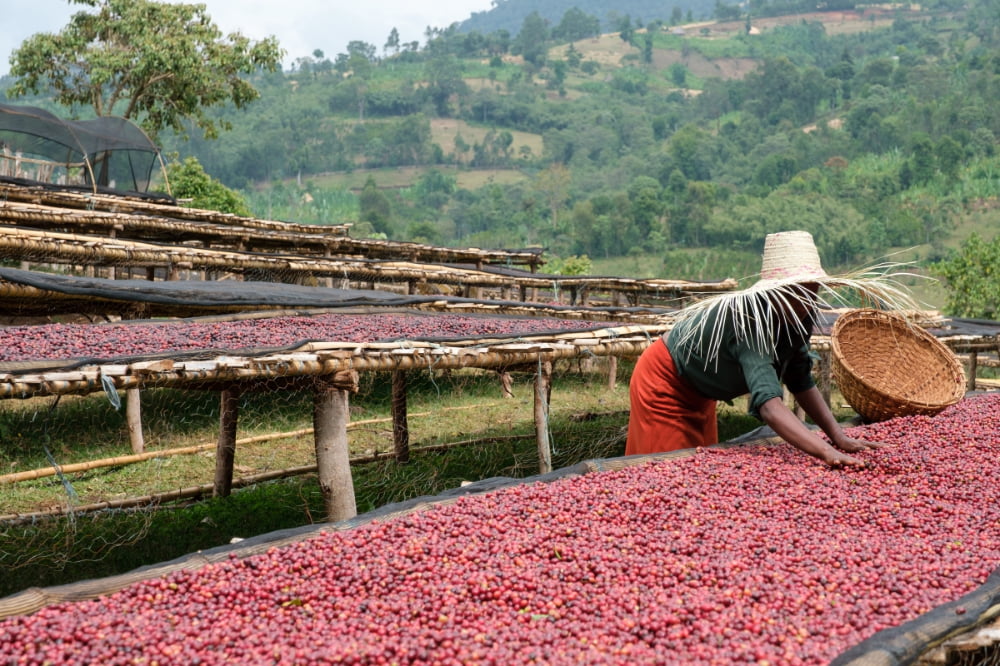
<box><xmin>670</xmin><ymin>262</ymin><xmax>925</xmax><ymax>363</ymax></box>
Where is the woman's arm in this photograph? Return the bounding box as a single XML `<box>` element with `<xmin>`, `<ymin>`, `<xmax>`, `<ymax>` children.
<box><xmin>793</xmin><ymin>386</ymin><xmax>887</xmax><ymax>454</ymax></box>
<box><xmin>758</xmin><ymin>395</ymin><xmax>866</xmax><ymax>468</ymax></box>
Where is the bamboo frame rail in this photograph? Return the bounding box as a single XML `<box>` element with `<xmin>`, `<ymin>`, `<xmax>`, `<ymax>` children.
<box><xmin>0</xmin><ymin>181</ymin><xmax>351</xmax><ymax>237</ymax></box>
<box><xmin>0</xmin><ymin>229</ymin><xmax>737</xmax><ymax>309</ymax></box>
<box><xmin>0</xmin><ymin>198</ymin><xmax>545</xmax><ymax>267</ymax></box>
<box><xmin>0</xmin><ymin>332</ymin><xmax>663</xmax><ymax>401</ymax></box>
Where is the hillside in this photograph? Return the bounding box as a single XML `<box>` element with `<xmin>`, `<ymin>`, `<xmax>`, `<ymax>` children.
<box><xmin>457</xmin><ymin>0</ymin><xmax>720</xmax><ymax>37</ymax></box>
<box><xmin>6</xmin><ymin>0</ymin><xmax>1000</xmax><ymax>314</ymax></box>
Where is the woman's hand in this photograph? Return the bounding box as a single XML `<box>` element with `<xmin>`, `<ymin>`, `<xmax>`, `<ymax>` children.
<box><xmin>821</xmin><ymin>449</ymin><xmax>868</xmax><ymax>468</ymax></box>
<box><xmin>831</xmin><ymin>436</ymin><xmax>888</xmax><ymax>454</ymax></box>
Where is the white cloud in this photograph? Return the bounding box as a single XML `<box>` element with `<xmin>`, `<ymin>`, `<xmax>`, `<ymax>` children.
<box><xmin>1</xmin><ymin>0</ymin><xmax>494</xmax><ymax>77</ymax></box>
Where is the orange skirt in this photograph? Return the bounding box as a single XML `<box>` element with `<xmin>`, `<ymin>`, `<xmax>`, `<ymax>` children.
<box><xmin>625</xmin><ymin>337</ymin><xmax>718</xmax><ymax>455</ymax></box>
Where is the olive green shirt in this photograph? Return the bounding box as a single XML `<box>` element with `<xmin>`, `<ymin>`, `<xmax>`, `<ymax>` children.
<box><xmin>665</xmin><ymin>309</ymin><xmax>815</xmax><ymax>419</ymax></box>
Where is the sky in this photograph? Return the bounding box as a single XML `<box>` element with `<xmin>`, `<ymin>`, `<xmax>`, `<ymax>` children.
<box><xmin>1</xmin><ymin>0</ymin><xmax>495</xmax><ymax>77</ymax></box>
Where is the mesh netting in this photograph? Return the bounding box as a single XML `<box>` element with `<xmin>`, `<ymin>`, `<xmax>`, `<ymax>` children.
<box><xmin>0</xmin><ymin>103</ymin><xmax>161</xmax><ymax>193</ymax></box>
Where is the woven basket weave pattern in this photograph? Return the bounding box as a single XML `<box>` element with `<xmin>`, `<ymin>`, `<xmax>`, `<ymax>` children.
<box><xmin>831</xmin><ymin>309</ymin><xmax>965</xmax><ymax>423</ymax></box>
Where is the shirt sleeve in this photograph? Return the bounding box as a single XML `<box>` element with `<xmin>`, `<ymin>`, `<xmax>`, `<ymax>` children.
<box><xmin>735</xmin><ymin>345</ymin><xmax>785</xmax><ymax>419</ymax></box>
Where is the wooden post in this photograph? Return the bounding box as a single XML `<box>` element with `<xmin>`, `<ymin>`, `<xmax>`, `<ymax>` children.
<box><xmin>818</xmin><ymin>350</ymin><xmax>832</xmax><ymax>409</ymax></box>
<box><xmin>108</xmin><ymin>228</ymin><xmax>117</xmax><ymax>281</ymax></box>
<box><xmin>607</xmin><ymin>356</ymin><xmax>618</xmax><ymax>391</ymax></box>
<box><xmin>786</xmin><ymin>387</ymin><xmax>805</xmax><ymax>421</ymax></box>
<box><xmin>213</xmin><ymin>387</ymin><xmax>240</xmax><ymax>498</ymax></box>
<box><xmin>126</xmin><ymin>388</ymin><xmax>145</xmax><ymax>454</ymax></box>
<box><xmin>313</xmin><ymin>372</ymin><xmax>359</xmax><ymax>522</ymax></box>
<box><xmin>967</xmin><ymin>351</ymin><xmax>978</xmax><ymax>392</ymax></box>
<box><xmin>534</xmin><ymin>360</ymin><xmax>553</xmax><ymax>474</ymax></box>
<box><xmin>392</xmin><ymin>370</ymin><xmax>410</xmax><ymax>463</ymax></box>
<box><xmin>499</xmin><ymin>370</ymin><xmax>514</xmax><ymax>399</ymax></box>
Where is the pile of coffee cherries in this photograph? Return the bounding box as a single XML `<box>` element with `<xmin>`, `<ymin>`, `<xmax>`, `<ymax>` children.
<box><xmin>2</xmin><ymin>394</ymin><xmax>997</xmax><ymax>665</ymax></box>
<box><xmin>0</xmin><ymin>313</ymin><xmax>601</xmax><ymax>363</ymax></box>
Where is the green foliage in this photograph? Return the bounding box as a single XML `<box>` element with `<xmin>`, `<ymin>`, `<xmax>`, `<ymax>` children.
<box><xmin>552</xmin><ymin>8</ymin><xmax>601</xmax><ymax>42</ymax></box>
<box><xmin>163</xmin><ymin>157</ymin><xmax>252</xmax><ymax>216</ymax></box>
<box><xmin>32</xmin><ymin>0</ymin><xmax>992</xmax><ymax>311</ymax></box>
<box><xmin>358</xmin><ymin>176</ymin><xmax>394</xmax><ymax>236</ymax></box>
<box><xmin>513</xmin><ymin>12</ymin><xmax>550</xmax><ymax>66</ymax></box>
<box><xmin>546</xmin><ymin>255</ymin><xmax>593</xmax><ymax>275</ymax></box>
<box><xmin>661</xmin><ymin>246</ymin><xmax>761</xmax><ymax>282</ymax></box>
<box><xmin>932</xmin><ymin>233</ymin><xmax>1000</xmax><ymax>319</ymax></box>
<box><xmin>7</xmin><ymin>0</ymin><xmax>283</xmax><ymax>140</ymax></box>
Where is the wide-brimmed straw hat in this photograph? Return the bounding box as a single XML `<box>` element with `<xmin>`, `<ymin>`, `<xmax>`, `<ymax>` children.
<box><xmin>671</xmin><ymin>230</ymin><xmax>921</xmax><ymax>361</ymax></box>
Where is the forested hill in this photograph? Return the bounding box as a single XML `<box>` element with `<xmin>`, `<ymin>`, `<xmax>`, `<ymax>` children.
<box><xmin>6</xmin><ymin>0</ymin><xmax>1000</xmax><ymax>314</ymax></box>
<box><xmin>458</xmin><ymin>0</ymin><xmax>720</xmax><ymax>37</ymax></box>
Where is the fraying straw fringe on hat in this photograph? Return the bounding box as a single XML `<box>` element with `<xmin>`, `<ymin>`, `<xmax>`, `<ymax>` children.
<box><xmin>671</xmin><ymin>231</ymin><xmax>928</xmax><ymax>365</ymax></box>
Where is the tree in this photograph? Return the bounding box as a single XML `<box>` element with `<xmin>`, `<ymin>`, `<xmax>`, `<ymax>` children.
<box><xmin>552</xmin><ymin>8</ymin><xmax>600</xmax><ymax>42</ymax></box>
<box><xmin>513</xmin><ymin>12</ymin><xmax>549</xmax><ymax>67</ymax></box>
<box><xmin>385</xmin><ymin>28</ymin><xmax>401</xmax><ymax>57</ymax></box>
<box><xmin>909</xmin><ymin>132</ymin><xmax>937</xmax><ymax>185</ymax></box>
<box><xmin>932</xmin><ymin>234</ymin><xmax>1000</xmax><ymax>319</ymax></box>
<box><xmin>627</xmin><ymin>175</ymin><xmax>666</xmax><ymax>245</ymax></box>
<box><xmin>358</xmin><ymin>176</ymin><xmax>394</xmax><ymax>236</ymax></box>
<box><xmin>162</xmin><ymin>156</ymin><xmax>251</xmax><ymax>216</ymax></box>
<box><xmin>423</xmin><ymin>54</ymin><xmax>469</xmax><ymax>117</ymax></box>
<box><xmin>642</xmin><ymin>32</ymin><xmax>654</xmax><ymax>65</ymax></box>
<box><xmin>336</xmin><ymin>42</ymin><xmax>377</xmax><ymax>121</ymax></box>
<box><xmin>618</xmin><ymin>15</ymin><xmax>635</xmax><ymax>45</ymax></box>
<box><xmin>534</xmin><ymin>163</ymin><xmax>571</xmax><ymax>229</ymax></box>
<box><xmin>935</xmin><ymin>135</ymin><xmax>965</xmax><ymax>182</ymax></box>
<box><xmin>8</xmin><ymin>0</ymin><xmax>282</xmax><ymax>140</ymax></box>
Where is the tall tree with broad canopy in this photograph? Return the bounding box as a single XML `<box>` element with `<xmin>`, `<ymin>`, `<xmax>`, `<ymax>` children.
<box><xmin>7</xmin><ymin>0</ymin><xmax>283</xmax><ymax>140</ymax></box>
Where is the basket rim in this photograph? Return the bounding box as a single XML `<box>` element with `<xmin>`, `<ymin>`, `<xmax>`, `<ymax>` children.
<box><xmin>831</xmin><ymin>308</ymin><xmax>966</xmax><ymax>412</ymax></box>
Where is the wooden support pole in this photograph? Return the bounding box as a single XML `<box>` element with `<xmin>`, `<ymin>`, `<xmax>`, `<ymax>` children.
<box><xmin>392</xmin><ymin>370</ymin><xmax>410</xmax><ymax>464</ymax></box>
<box><xmin>967</xmin><ymin>351</ymin><xmax>978</xmax><ymax>392</ymax></box>
<box><xmin>126</xmin><ymin>388</ymin><xmax>145</xmax><ymax>454</ymax></box>
<box><xmin>534</xmin><ymin>360</ymin><xmax>553</xmax><ymax>474</ymax></box>
<box><xmin>313</xmin><ymin>372</ymin><xmax>359</xmax><ymax>522</ymax></box>
<box><xmin>499</xmin><ymin>370</ymin><xmax>514</xmax><ymax>399</ymax></box>
<box><xmin>786</xmin><ymin>387</ymin><xmax>806</xmax><ymax>421</ymax></box>
<box><xmin>818</xmin><ymin>350</ymin><xmax>832</xmax><ymax>409</ymax></box>
<box><xmin>213</xmin><ymin>387</ymin><xmax>240</xmax><ymax>498</ymax></box>
<box><xmin>607</xmin><ymin>355</ymin><xmax>618</xmax><ymax>391</ymax></box>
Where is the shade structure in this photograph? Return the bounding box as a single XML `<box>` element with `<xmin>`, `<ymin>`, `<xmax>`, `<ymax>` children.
<box><xmin>0</xmin><ymin>103</ymin><xmax>162</xmax><ymax>193</ymax></box>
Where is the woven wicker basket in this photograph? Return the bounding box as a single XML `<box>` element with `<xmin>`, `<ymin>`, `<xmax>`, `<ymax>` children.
<box><xmin>831</xmin><ymin>309</ymin><xmax>966</xmax><ymax>423</ymax></box>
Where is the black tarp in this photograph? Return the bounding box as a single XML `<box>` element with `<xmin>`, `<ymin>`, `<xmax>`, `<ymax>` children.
<box><xmin>0</xmin><ymin>267</ymin><xmax>675</xmax><ymax>317</ymax></box>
